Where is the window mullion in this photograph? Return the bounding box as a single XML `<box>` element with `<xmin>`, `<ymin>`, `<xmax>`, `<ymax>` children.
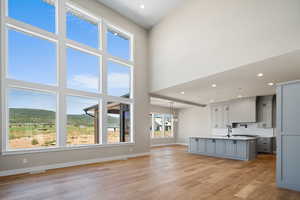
<box><xmin>101</xmin><ymin>21</ymin><xmax>108</xmax><ymax>144</ymax></box>
<box><xmin>101</xmin><ymin>99</ymin><xmax>108</xmax><ymax>144</ymax></box>
<box><xmin>163</xmin><ymin>115</ymin><xmax>166</xmax><ymax>138</ymax></box>
<box><xmin>1</xmin><ymin>0</ymin><xmax>7</xmax><ymax>152</ymax></box>
<box><xmin>57</xmin><ymin>0</ymin><xmax>67</xmax><ymax>147</ymax></box>
<box><xmin>151</xmin><ymin>114</ymin><xmax>154</xmax><ymax>139</ymax></box>
<box><xmin>101</xmin><ymin>22</ymin><xmax>108</xmax><ymax>94</ymax></box>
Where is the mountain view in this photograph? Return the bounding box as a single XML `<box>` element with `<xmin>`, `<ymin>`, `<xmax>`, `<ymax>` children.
<box><xmin>8</xmin><ymin>108</ymin><xmax>121</xmax><ymax>149</ymax></box>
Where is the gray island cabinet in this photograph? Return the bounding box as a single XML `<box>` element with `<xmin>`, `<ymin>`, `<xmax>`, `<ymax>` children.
<box><xmin>189</xmin><ymin>136</ymin><xmax>257</xmax><ymax>161</ymax></box>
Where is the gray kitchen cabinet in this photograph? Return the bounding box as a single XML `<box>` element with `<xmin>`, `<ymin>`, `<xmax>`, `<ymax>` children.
<box><xmin>189</xmin><ymin>138</ymin><xmax>198</xmax><ymax>153</ymax></box>
<box><xmin>225</xmin><ymin>140</ymin><xmax>236</xmax><ymax>156</ymax></box>
<box><xmin>206</xmin><ymin>139</ymin><xmax>216</xmax><ymax>154</ymax></box>
<box><xmin>198</xmin><ymin>139</ymin><xmax>206</xmax><ymax>153</ymax></box>
<box><xmin>257</xmin><ymin>96</ymin><xmax>274</xmax><ymax>128</ymax></box>
<box><xmin>229</xmin><ymin>97</ymin><xmax>256</xmax><ymax>123</ymax></box>
<box><xmin>189</xmin><ymin>137</ymin><xmax>256</xmax><ymax>161</ymax></box>
<box><xmin>277</xmin><ymin>81</ymin><xmax>300</xmax><ymax>192</ymax></box>
<box><xmin>236</xmin><ymin>141</ymin><xmax>247</xmax><ymax>158</ymax></box>
<box><xmin>257</xmin><ymin>137</ymin><xmax>274</xmax><ymax>153</ymax></box>
<box><xmin>216</xmin><ymin>140</ymin><xmax>225</xmax><ymax>155</ymax></box>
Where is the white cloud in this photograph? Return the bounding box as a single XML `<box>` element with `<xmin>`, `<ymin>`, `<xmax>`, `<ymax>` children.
<box><xmin>108</xmin><ymin>73</ymin><xmax>130</xmax><ymax>88</ymax></box>
<box><xmin>69</xmin><ymin>74</ymin><xmax>98</xmax><ymax>90</ymax></box>
<box><xmin>68</xmin><ymin>73</ymin><xmax>130</xmax><ymax>91</ymax></box>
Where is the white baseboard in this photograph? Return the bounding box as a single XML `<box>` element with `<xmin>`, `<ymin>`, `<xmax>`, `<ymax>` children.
<box><xmin>151</xmin><ymin>143</ymin><xmax>187</xmax><ymax>147</ymax></box>
<box><xmin>176</xmin><ymin>143</ymin><xmax>188</xmax><ymax>146</ymax></box>
<box><xmin>151</xmin><ymin>143</ymin><xmax>177</xmax><ymax>147</ymax></box>
<box><xmin>0</xmin><ymin>152</ymin><xmax>150</xmax><ymax>177</ymax></box>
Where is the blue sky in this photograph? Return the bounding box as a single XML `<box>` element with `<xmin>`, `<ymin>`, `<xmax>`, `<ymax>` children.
<box><xmin>8</xmin><ymin>0</ymin><xmax>131</xmax><ymax>114</ymax></box>
<box><xmin>8</xmin><ymin>88</ymin><xmax>57</xmax><ymax>112</ymax></box>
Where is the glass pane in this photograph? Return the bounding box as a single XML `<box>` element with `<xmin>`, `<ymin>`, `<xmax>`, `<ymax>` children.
<box><xmin>8</xmin><ymin>88</ymin><xmax>57</xmax><ymax>149</ymax></box>
<box><xmin>107</xmin><ymin>61</ymin><xmax>131</xmax><ymax>98</ymax></box>
<box><xmin>107</xmin><ymin>29</ymin><xmax>130</xmax><ymax>60</ymax></box>
<box><xmin>8</xmin><ymin>29</ymin><xmax>57</xmax><ymax>85</ymax></box>
<box><xmin>149</xmin><ymin>114</ymin><xmax>153</xmax><ymax>138</ymax></box>
<box><xmin>107</xmin><ymin>102</ymin><xmax>131</xmax><ymax>144</ymax></box>
<box><xmin>164</xmin><ymin>115</ymin><xmax>173</xmax><ymax>137</ymax></box>
<box><xmin>8</xmin><ymin>0</ymin><xmax>56</xmax><ymax>33</ymax></box>
<box><xmin>67</xmin><ymin>9</ymin><xmax>99</xmax><ymax>49</ymax></box>
<box><xmin>66</xmin><ymin>96</ymin><xmax>99</xmax><ymax>146</ymax></box>
<box><xmin>153</xmin><ymin>114</ymin><xmax>163</xmax><ymax>138</ymax></box>
<box><xmin>67</xmin><ymin>48</ymin><xmax>100</xmax><ymax>93</ymax></box>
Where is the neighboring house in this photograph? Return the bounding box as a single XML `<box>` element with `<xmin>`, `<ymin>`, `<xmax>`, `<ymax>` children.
<box><xmin>83</xmin><ymin>97</ymin><xmax>130</xmax><ymax>143</ymax></box>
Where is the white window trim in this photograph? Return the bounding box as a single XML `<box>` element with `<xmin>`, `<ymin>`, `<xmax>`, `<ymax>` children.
<box><xmin>0</xmin><ymin>0</ymin><xmax>135</xmax><ymax>154</ymax></box>
<box><xmin>150</xmin><ymin>113</ymin><xmax>175</xmax><ymax>139</ymax></box>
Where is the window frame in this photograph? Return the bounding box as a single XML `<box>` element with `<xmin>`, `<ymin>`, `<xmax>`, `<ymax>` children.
<box><xmin>6</xmin><ymin>86</ymin><xmax>59</xmax><ymax>151</ymax></box>
<box><xmin>107</xmin><ymin>59</ymin><xmax>133</xmax><ymax>99</ymax></box>
<box><xmin>66</xmin><ymin>2</ymin><xmax>101</xmax><ymax>50</ymax></box>
<box><xmin>106</xmin><ymin>101</ymin><xmax>133</xmax><ymax>144</ymax></box>
<box><xmin>106</xmin><ymin>25</ymin><xmax>133</xmax><ymax>62</ymax></box>
<box><xmin>65</xmin><ymin>94</ymin><xmax>101</xmax><ymax>147</ymax></box>
<box><xmin>150</xmin><ymin>113</ymin><xmax>175</xmax><ymax>139</ymax></box>
<box><xmin>0</xmin><ymin>0</ymin><xmax>135</xmax><ymax>154</ymax></box>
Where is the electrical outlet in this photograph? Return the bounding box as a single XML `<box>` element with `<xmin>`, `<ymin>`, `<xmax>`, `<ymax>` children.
<box><xmin>22</xmin><ymin>158</ymin><xmax>28</xmax><ymax>164</ymax></box>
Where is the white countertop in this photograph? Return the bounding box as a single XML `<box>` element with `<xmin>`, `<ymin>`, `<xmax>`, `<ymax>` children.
<box><xmin>190</xmin><ymin>136</ymin><xmax>257</xmax><ymax>141</ymax></box>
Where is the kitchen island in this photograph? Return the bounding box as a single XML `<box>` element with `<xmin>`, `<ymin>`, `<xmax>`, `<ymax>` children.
<box><xmin>188</xmin><ymin>136</ymin><xmax>257</xmax><ymax>161</ymax></box>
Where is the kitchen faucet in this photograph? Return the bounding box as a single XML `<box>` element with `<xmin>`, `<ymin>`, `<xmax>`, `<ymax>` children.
<box><xmin>226</xmin><ymin>125</ymin><xmax>232</xmax><ymax>138</ymax></box>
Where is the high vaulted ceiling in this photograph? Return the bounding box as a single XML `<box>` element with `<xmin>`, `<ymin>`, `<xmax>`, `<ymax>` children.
<box><xmin>96</xmin><ymin>0</ymin><xmax>185</xmax><ymax>29</ymax></box>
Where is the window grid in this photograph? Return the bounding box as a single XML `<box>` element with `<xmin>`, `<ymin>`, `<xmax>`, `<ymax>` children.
<box><xmin>150</xmin><ymin>113</ymin><xmax>174</xmax><ymax>139</ymax></box>
<box><xmin>0</xmin><ymin>0</ymin><xmax>135</xmax><ymax>153</ymax></box>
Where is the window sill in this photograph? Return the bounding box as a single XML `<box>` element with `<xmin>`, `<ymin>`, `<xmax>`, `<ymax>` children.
<box><xmin>1</xmin><ymin>142</ymin><xmax>135</xmax><ymax>156</ymax></box>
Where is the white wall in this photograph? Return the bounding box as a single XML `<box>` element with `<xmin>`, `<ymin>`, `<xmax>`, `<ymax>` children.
<box><xmin>149</xmin><ymin>0</ymin><xmax>300</xmax><ymax>92</ymax></box>
<box><xmin>177</xmin><ymin>106</ymin><xmax>211</xmax><ymax>144</ymax></box>
<box><xmin>0</xmin><ymin>0</ymin><xmax>149</xmax><ymax>173</ymax></box>
<box><xmin>150</xmin><ymin>105</ymin><xmax>178</xmax><ymax>146</ymax></box>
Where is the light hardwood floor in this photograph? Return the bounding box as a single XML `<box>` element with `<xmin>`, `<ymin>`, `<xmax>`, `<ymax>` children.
<box><xmin>1</xmin><ymin>145</ymin><xmax>300</xmax><ymax>200</ymax></box>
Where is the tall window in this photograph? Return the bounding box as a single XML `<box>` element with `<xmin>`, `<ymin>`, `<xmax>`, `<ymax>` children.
<box><xmin>1</xmin><ymin>0</ymin><xmax>134</xmax><ymax>151</ymax></box>
<box><xmin>150</xmin><ymin>113</ymin><xmax>174</xmax><ymax>138</ymax></box>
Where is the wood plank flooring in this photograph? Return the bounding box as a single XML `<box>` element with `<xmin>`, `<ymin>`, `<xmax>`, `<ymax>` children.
<box><xmin>1</xmin><ymin>145</ymin><xmax>300</xmax><ymax>200</ymax></box>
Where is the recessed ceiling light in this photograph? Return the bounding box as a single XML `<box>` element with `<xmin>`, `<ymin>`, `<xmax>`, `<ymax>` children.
<box><xmin>140</xmin><ymin>4</ymin><xmax>145</xmax><ymax>9</ymax></box>
<box><xmin>237</xmin><ymin>95</ymin><xmax>243</xmax><ymax>98</ymax></box>
<box><xmin>210</xmin><ymin>99</ymin><xmax>215</xmax><ymax>103</ymax></box>
<box><xmin>180</xmin><ymin>91</ymin><xmax>185</xmax><ymax>94</ymax></box>
<box><xmin>268</xmin><ymin>82</ymin><xmax>274</xmax><ymax>86</ymax></box>
<box><xmin>211</xmin><ymin>84</ymin><xmax>217</xmax><ymax>88</ymax></box>
<box><xmin>257</xmin><ymin>73</ymin><xmax>264</xmax><ymax>77</ymax></box>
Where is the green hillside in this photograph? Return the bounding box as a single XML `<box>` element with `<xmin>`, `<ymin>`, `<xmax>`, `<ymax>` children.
<box><xmin>9</xmin><ymin>108</ymin><xmax>56</xmax><ymax>124</ymax></box>
<box><xmin>9</xmin><ymin>108</ymin><xmax>120</xmax><ymax>127</ymax></box>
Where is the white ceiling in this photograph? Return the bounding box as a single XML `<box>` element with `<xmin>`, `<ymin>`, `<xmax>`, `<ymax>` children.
<box><xmin>150</xmin><ymin>97</ymin><xmax>194</xmax><ymax>109</ymax></box>
<box><xmin>96</xmin><ymin>0</ymin><xmax>185</xmax><ymax>29</ymax></box>
<box><xmin>153</xmin><ymin>50</ymin><xmax>300</xmax><ymax>105</ymax></box>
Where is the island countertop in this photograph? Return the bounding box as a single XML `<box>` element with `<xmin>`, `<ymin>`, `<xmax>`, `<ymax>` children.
<box><xmin>189</xmin><ymin>136</ymin><xmax>257</xmax><ymax>141</ymax></box>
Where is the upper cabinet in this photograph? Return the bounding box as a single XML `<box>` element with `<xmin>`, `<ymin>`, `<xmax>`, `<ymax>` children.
<box><xmin>229</xmin><ymin>97</ymin><xmax>257</xmax><ymax>123</ymax></box>
<box><xmin>257</xmin><ymin>96</ymin><xmax>274</xmax><ymax>128</ymax></box>
<box><xmin>211</xmin><ymin>97</ymin><xmax>258</xmax><ymax>128</ymax></box>
<box><xmin>211</xmin><ymin>96</ymin><xmax>275</xmax><ymax>129</ymax></box>
<box><xmin>211</xmin><ymin>105</ymin><xmax>223</xmax><ymax>128</ymax></box>
<box><xmin>211</xmin><ymin>104</ymin><xmax>231</xmax><ymax>129</ymax></box>
<box><xmin>223</xmin><ymin>104</ymin><xmax>230</xmax><ymax>127</ymax></box>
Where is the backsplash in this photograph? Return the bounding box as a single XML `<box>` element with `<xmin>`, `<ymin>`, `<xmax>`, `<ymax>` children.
<box><xmin>212</xmin><ymin>123</ymin><xmax>275</xmax><ymax>137</ymax></box>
